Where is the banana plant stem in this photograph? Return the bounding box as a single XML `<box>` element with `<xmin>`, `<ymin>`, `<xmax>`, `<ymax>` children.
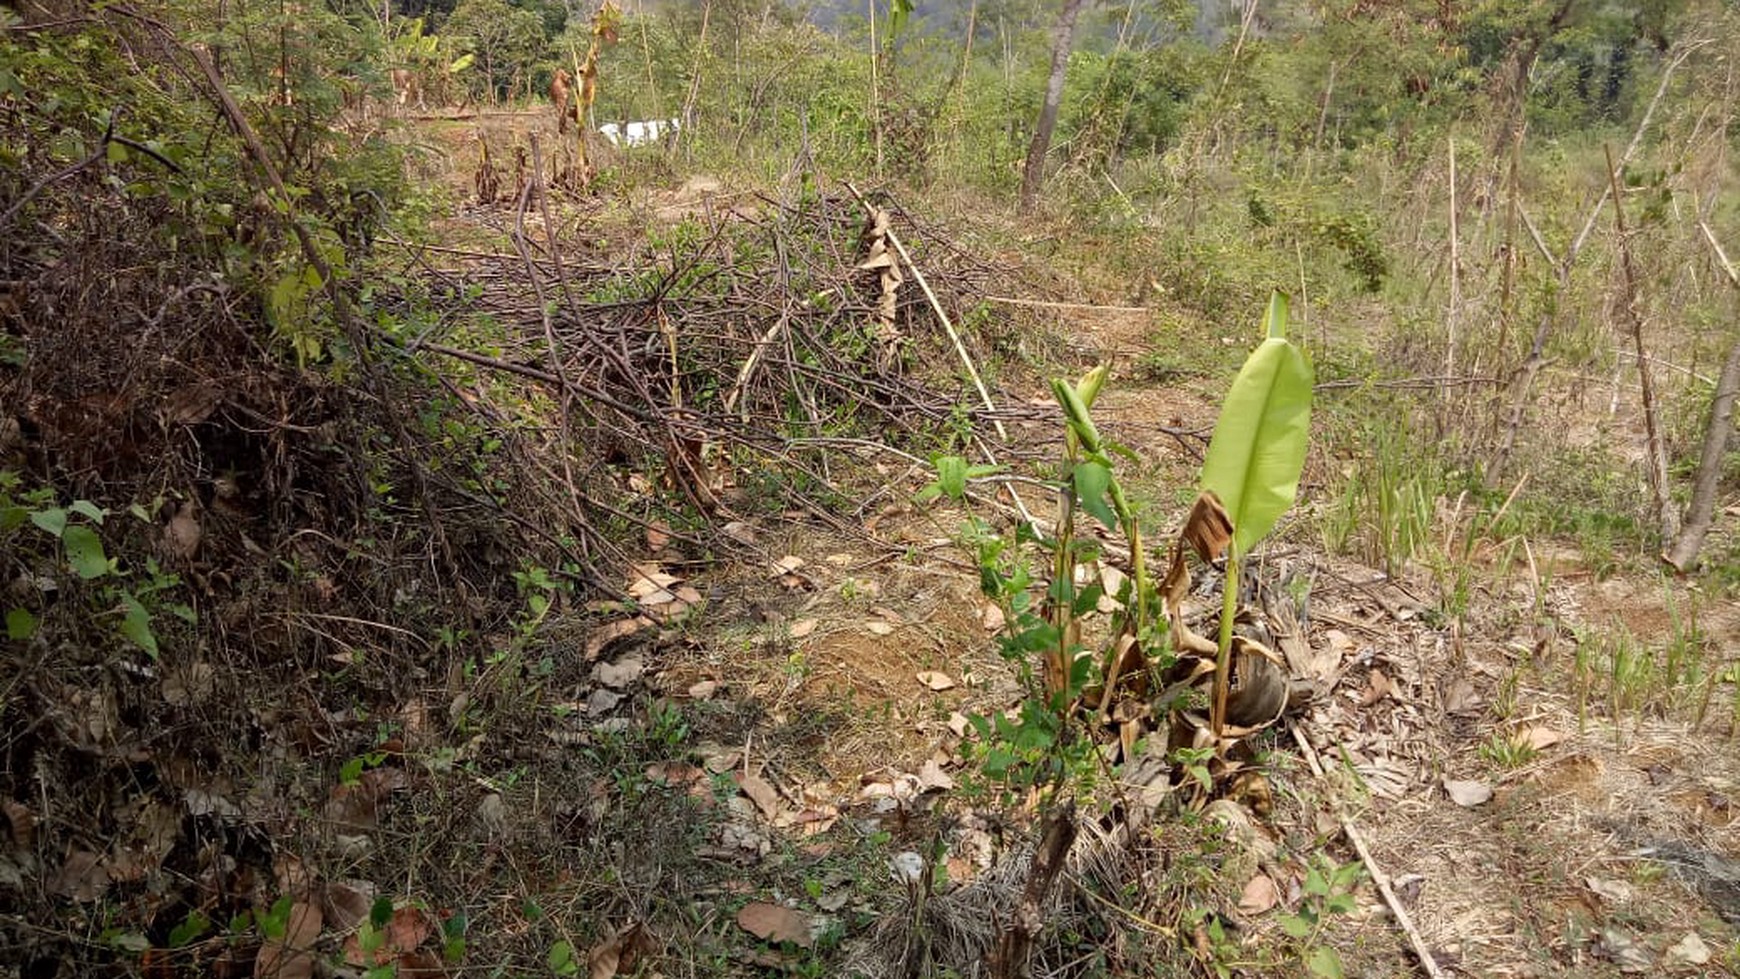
<box><xmin>1211</xmin><ymin>548</ymin><xmax>1240</xmax><ymax>739</ymax></box>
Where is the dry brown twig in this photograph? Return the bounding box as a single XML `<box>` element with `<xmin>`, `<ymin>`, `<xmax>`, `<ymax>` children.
<box><xmin>1289</xmin><ymin>721</ymin><xmax>1450</xmax><ymax>979</ymax></box>
<box><xmin>1604</xmin><ymin>142</ymin><xmax>1679</xmax><ymax>547</ymax></box>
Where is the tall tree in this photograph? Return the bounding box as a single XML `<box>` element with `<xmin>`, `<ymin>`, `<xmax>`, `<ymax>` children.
<box><xmin>1018</xmin><ymin>0</ymin><xmax>1086</xmax><ymax>212</ymax></box>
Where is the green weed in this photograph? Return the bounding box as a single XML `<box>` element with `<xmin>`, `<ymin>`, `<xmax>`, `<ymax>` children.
<box><xmin>1479</xmin><ymin>731</ymin><xmax>1538</xmax><ymax>770</ymax></box>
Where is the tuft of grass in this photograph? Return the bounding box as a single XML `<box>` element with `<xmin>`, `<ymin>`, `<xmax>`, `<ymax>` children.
<box><xmin>1479</xmin><ymin>730</ymin><xmax>1538</xmax><ymax>770</ymax></box>
<box><xmin>1567</xmin><ymin>616</ymin><xmax>1731</xmax><ymax>740</ymax></box>
<box><xmin>1319</xmin><ymin>410</ymin><xmax>1442</xmax><ymax>577</ymax></box>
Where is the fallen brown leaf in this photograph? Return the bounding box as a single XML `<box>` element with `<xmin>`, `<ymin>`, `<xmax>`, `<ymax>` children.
<box><xmin>702</xmin><ymin>748</ymin><xmax>741</xmax><ymax>774</ymax></box>
<box><xmin>322</xmin><ymin>880</ymin><xmax>375</xmax><ymax>931</ymax></box>
<box><xmin>585</xmin><ymin>617</ymin><xmax>651</xmax><ymax>661</ymax></box>
<box><xmin>738</xmin><ymin>773</ymin><xmax>782</xmax><ymax>820</ymax></box>
<box><xmin>343</xmin><ymin>904</ymin><xmax>435</xmax><ymax>967</ymax></box>
<box><xmin>256</xmin><ymin>900</ymin><xmax>321</xmax><ymax>979</ymax></box>
<box><xmin>789</xmin><ymin>619</ymin><xmax>818</xmax><ymax>639</ymax></box>
<box><xmin>2</xmin><ymin>799</ymin><xmax>35</xmax><ymax>847</ymax></box>
<box><xmin>1517</xmin><ymin>724</ymin><xmax>1564</xmax><ymax>751</ymax></box>
<box><xmin>1238</xmin><ymin>874</ymin><xmax>1279</xmax><ymax>915</ymax></box>
<box><xmin>735</xmin><ymin>902</ymin><xmax>813</xmax><ymax>948</ymax></box>
<box><xmin>1444</xmin><ymin>677</ymin><xmax>1481</xmax><ymax>714</ymax></box>
<box><xmin>588</xmin><ymin>920</ymin><xmax>653</xmax><ymax>979</ymax></box>
<box><xmin>49</xmin><ymin>849</ymin><xmax>107</xmax><ymax>902</ymax></box>
<box><xmin>627</xmin><ymin>563</ymin><xmax>680</xmax><ymax>597</ymax></box>
<box><xmin>1359</xmin><ymin>669</ymin><xmax>1395</xmax><ymax>707</ymax></box>
<box><xmin>164</xmin><ymin>501</ymin><xmax>202</xmax><ymax>561</ymax></box>
<box><xmin>595</xmin><ymin>653</ymin><xmax>645</xmax><ymax>688</ymax></box>
<box><xmin>916</xmin><ymin>760</ymin><xmax>954</xmax><ymax>793</ymax></box>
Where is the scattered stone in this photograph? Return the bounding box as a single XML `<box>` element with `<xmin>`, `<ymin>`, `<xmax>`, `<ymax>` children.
<box><xmin>916</xmin><ymin>671</ymin><xmax>955</xmax><ymax>691</ymax></box>
<box><xmin>587</xmin><ymin>689</ymin><xmax>624</xmax><ymax>715</ymax></box>
<box><xmin>1586</xmin><ymin>877</ymin><xmax>1633</xmax><ymax>905</ymax></box>
<box><xmin>1442</xmin><ymin>778</ymin><xmax>1492</xmax><ymax>807</ymax></box>
<box><xmin>1596</xmin><ymin>928</ymin><xmax>1653</xmax><ymax>973</ymax></box>
<box><xmin>1665</xmin><ymin>932</ymin><xmax>1710</xmax><ymax>967</ymax></box>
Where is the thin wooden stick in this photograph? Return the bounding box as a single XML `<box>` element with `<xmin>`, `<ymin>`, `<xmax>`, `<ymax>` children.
<box><xmin>1444</xmin><ymin>137</ymin><xmax>1461</xmax><ymax>398</ymax></box>
<box><xmin>1605</xmin><ymin>142</ymin><xmax>1679</xmax><ymax>545</ymax></box>
<box><xmin>1289</xmin><ymin>721</ymin><xmax>1448</xmax><ymax>979</ymax></box>
<box><xmin>1701</xmin><ymin>220</ymin><xmax>1740</xmax><ymax>287</ymax></box>
<box><xmin>724</xmin><ymin>304</ymin><xmax>793</xmax><ymax>419</ymax></box>
<box><xmin>845</xmin><ymin>184</ymin><xmax>1007</xmax><ymax>443</ymax></box>
<box><xmin>1516</xmin><ymin>203</ymin><xmax>1558</xmax><ymax>266</ymax></box>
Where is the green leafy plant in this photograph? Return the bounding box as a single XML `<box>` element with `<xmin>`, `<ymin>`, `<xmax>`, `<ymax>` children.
<box><xmin>1279</xmin><ymin>856</ymin><xmax>1364</xmax><ymax>978</ymax></box>
<box><xmin>547</xmin><ymin>938</ymin><xmax>580</xmax><ymax>976</ymax></box>
<box><xmin>930</xmin><ymin>364</ymin><xmax>1169</xmax><ymax>805</ymax></box>
<box><xmin>1199</xmin><ymin>292</ymin><xmax>1313</xmax><ymax>737</ymax></box>
<box><xmin>1</xmin><ymin>475</ymin><xmax>193</xmax><ymax>657</ymax></box>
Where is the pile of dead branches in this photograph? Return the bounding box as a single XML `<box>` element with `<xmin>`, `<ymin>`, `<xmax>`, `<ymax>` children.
<box><xmin>386</xmin><ymin>182</ymin><xmax>1052</xmax><ymax>558</ymax></box>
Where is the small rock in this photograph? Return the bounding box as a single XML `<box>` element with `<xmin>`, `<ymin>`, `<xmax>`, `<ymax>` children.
<box><xmin>1665</xmin><ymin>933</ymin><xmax>1710</xmax><ymax>967</ymax></box>
<box><xmin>1586</xmin><ymin>877</ymin><xmax>1633</xmax><ymax>905</ymax></box>
<box><xmin>1597</xmin><ymin>928</ymin><xmax>1653</xmax><ymax>973</ymax></box>
<box><xmin>890</xmin><ymin>851</ymin><xmax>924</xmax><ymax>883</ymax></box>
<box><xmin>587</xmin><ymin>688</ymin><xmax>624</xmax><ymax>715</ymax></box>
<box><xmin>1442</xmin><ymin>778</ymin><xmax>1492</xmax><ymax>807</ymax></box>
<box><xmin>916</xmin><ymin>671</ymin><xmax>955</xmax><ymax>691</ymax></box>
<box><xmin>475</xmin><ymin>793</ymin><xmax>506</xmax><ymax>838</ymax></box>
<box><xmin>596</xmin><ymin>653</ymin><xmax>645</xmax><ymax>688</ymax></box>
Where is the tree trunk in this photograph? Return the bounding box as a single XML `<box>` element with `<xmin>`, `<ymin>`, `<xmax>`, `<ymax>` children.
<box><xmin>1017</xmin><ymin>0</ymin><xmax>1085</xmax><ymax>213</ymax></box>
<box><xmin>1665</xmin><ymin>335</ymin><xmax>1740</xmax><ymax>571</ymax></box>
<box><xmin>1666</xmin><ymin>223</ymin><xmax>1740</xmax><ymax>571</ymax></box>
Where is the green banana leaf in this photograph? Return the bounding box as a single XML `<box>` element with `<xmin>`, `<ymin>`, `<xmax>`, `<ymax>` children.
<box><xmin>1201</xmin><ymin>292</ymin><xmax>1313</xmax><ymax>556</ymax></box>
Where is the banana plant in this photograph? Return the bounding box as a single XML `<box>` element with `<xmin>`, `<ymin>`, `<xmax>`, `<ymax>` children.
<box><xmin>1199</xmin><ymin>291</ymin><xmax>1313</xmax><ymax>738</ymax></box>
